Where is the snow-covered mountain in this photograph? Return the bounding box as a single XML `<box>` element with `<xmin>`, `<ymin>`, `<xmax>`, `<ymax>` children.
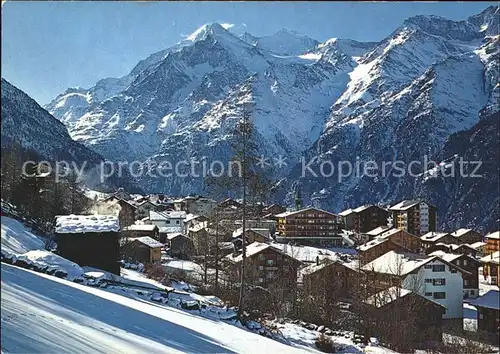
<box><xmin>1</xmin><ymin>79</ymin><xmax>141</xmax><ymax>193</ymax></box>
<box><xmin>47</xmin><ymin>7</ymin><xmax>499</xmax><ymax>230</ymax></box>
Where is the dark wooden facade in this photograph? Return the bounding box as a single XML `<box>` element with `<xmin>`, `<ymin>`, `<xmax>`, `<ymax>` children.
<box><xmin>353</xmin><ymin>205</ymin><xmax>390</xmax><ymax>234</ymax></box>
<box><xmin>55</xmin><ymin>231</ymin><xmax>120</xmax><ymax>274</ymax></box>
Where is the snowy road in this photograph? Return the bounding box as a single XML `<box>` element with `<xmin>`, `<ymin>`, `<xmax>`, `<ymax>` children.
<box><xmin>1</xmin><ymin>264</ymin><xmax>315</xmax><ymax>353</ymax></box>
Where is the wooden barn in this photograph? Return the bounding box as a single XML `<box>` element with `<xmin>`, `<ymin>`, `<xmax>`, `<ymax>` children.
<box><xmin>54</xmin><ymin>215</ymin><xmax>121</xmax><ymax>275</ymax></box>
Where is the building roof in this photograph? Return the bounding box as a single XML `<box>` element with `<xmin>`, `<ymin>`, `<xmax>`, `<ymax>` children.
<box><xmin>133</xmin><ymin>236</ymin><xmax>164</xmax><ymax>248</ymax></box>
<box><xmin>362</xmin><ymin>251</ymin><xmax>469</xmax><ymax>276</ymax></box>
<box><xmin>158</xmin><ymin>226</ymin><xmax>184</xmax><ymax>234</ymax></box>
<box><xmin>485</xmin><ymin>231</ymin><xmax>499</xmax><ymax>240</ymax></box>
<box><xmin>434</xmin><ymin>243</ymin><xmax>476</xmax><ymax>252</ymax></box>
<box><xmin>275</xmin><ymin>207</ymin><xmax>337</xmax><ymax>218</ymax></box>
<box><xmin>364</xmin><ymin>226</ymin><xmax>391</xmax><ymax>237</ymax></box>
<box><xmin>358</xmin><ymin>237</ymin><xmax>390</xmax><ymax>251</ymax></box>
<box><xmin>389</xmin><ymin>200</ymin><xmax>436</xmax><ymax>211</ymax></box>
<box><xmin>122</xmin><ymin>224</ymin><xmax>158</xmax><ymax>232</ymax></box>
<box><xmin>149</xmin><ymin>210</ymin><xmax>186</xmax><ymax>220</ymax></box>
<box><xmin>421</xmin><ymin>232</ymin><xmax>450</xmax><ymax>242</ymax></box>
<box><xmin>468</xmin><ymin>290</ymin><xmax>500</xmax><ymax>310</ymax></box>
<box><xmin>365</xmin><ymin>286</ymin><xmax>445</xmax><ymax>309</ymax></box>
<box><xmin>55</xmin><ymin>215</ymin><xmax>120</xmax><ymax>234</ymax></box>
<box><xmin>225</xmin><ymin>242</ymin><xmax>285</xmax><ymax>263</ymax></box>
<box><xmin>480</xmin><ymin>251</ymin><xmax>500</xmax><ymax>265</ymax></box>
<box><xmin>232</xmin><ymin>227</ymin><xmax>270</xmax><ymax>239</ymax></box>
<box><xmin>353</xmin><ymin>205</ymin><xmax>373</xmax><ymax>213</ymax></box>
<box><xmin>450</xmin><ymin>228</ymin><xmax>473</xmax><ymax>237</ymax></box>
<box><xmin>166</xmin><ymin>233</ymin><xmax>187</xmax><ymax>240</ymax></box>
<box><xmin>468</xmin><ymin>241</ymin><xmax>487</xmax><ymax>250</ymax></box>
<box><xmin>339</xmin><ymin>208</ymin><xmax>354</xmax><ymax>217</ymax></box>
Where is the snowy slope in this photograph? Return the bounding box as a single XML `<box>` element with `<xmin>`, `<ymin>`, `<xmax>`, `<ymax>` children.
<box><xmin>1</xmin><ymin>264</ymin><xmax>318</xmax><ymax>353</ymax></box>
<box><xmin>1</xmin><ymin>216</ymin><xmax>46</xmax><ymax>254</ymax></box>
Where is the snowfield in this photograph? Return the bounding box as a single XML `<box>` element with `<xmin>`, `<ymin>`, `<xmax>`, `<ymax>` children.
<box><xmin>1</xmin><ymin>264</ymin><xmax>320</xmax><ymax>354</ymax></box>
<box><xmin>1</xmin><ymin>216</ymin><xmax>46</xmax><ymax>254</ymax></box>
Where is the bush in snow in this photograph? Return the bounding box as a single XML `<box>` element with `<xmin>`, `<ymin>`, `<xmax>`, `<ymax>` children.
<box><xmin>315</xmin><ymin>334</ymin><xmax>338</xmax><ymax>353</ymax></box>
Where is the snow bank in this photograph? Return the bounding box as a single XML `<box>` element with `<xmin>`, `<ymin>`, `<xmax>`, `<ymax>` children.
<box><xmin>1</xmin><ymin>216</ymin><xmax>46</xmax><ymax>254</ymax></box>
<box><xmin>55</xmin><ymin>214</ymin><xmax>120</xmax><ymax>233</ymax></box>
<box><xmin>16</xmin><ymin>250</ymin><xmax>84</xmax><ymax>280</ymax></box>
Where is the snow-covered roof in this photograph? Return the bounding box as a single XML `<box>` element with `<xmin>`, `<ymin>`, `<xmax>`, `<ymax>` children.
<box><xmin>166</xmin><ymin>233</ymin><xmax>187</xmax><ymax>240</ymax></box>
<box><xmin>450</xmin><ymin>228</ymin><xmax>472</xmax><ymax>237</ymax></box>
<box><xmin>428</xmin><ymin>251</ymin><xmax>462</xmax><ymax>263</ymax></box>
<box><xmin>364</xmin><ymin>287</ymin><xmax>413</xmax><ymax>307</ymax></box>
<box><xmin>299</xmin><ymin>260</ymin><xmax>337</xmax><ymax>277</ymax></box>
<box><xmin>364</xmin><ymin>226</ymin><xmax>390</xmax><ymax>236</ymax></box>
<box><xmin>485</xmin><ymin>231</ymin><xmax>499</xmax><ymax>240</ymax></box>
<box><xmin>480</xmin><ymin>251</ymin><xmax>500</xmax><ymax>265</ymax></box>
<box><xmin>159</xmin><ymin>226</ymin><xmax>184</xmax><ymax>234</ymax></box>
<box><xmin>389</xmin><ymin>200</ymin><xmax>420</xmax><ymax>211</ymax></box>
<box><xmin>150</xmin><ymin>210</ymin><xmax>186</xmax><ymax>221</ymax></box>
<box><xmin>339</xmin><ymin>208</ymin><xmax>354</xmax><ymax>217</ymax></box>
<box><xmin>468</xmin><ymin>290</ymin><xmax>500</xmax><ymax>310</ymax></box>
<box><xmin>365</xmin><ymin>286</ymin><xmax>445</xmax><ymax>309</ymax></box>
<box><xmin>55</xmin><ymin>215</ymin><xmax>120</xmax><ymax>234</ymax></box>
<box><xmin>226</xmin><ymin>242</ymin><xmax>283</xmax><ymax>263</ymax></box>
<box><xmin>358</xmin><ymin>237</ymin><xmax>389</xmax><ymax>251</ymax></box>
<box><xmin>133</xmin><ymin>236</ymin><xmax>164</xmax><ymax>248</ymax></box>
<box><xmin>185</xmin><ymin>213</ymin><xmax>201</xmax><ymax>223</ymax></box>
<box><xmin>468</xmin><ymin>241</ymin><xmax>486</xmax><ymax>250</ymax></box>
<box><xmin>122</xmin><ymin>224</ymin><xmax>158</xmax><ymax>232</ymax></box>
<box><xmin>353</xmin><ymin>205</ymin><xmax>373</xmax><ymax>213</ymax></box>
<box><xmin>275</xmin><ymin>207</ymin><xmax>337</xmax><ymax>218</ymax></box>
<box><xmin>362</xmin><ymin>251</ymin><xmax>435</xmax><ymax>275</ymax></box>
<box><xmin>434</xmin><ymin>243</ymin><xmax>475</xmax><ymax>251</ymax></box>
<box><xmin>232</xmin><ymin>227</ymin><xmax>270</xmax><ymax>239</ymax></box>
<box><xmin>421</xmin><ymin>232</ymin><xmax>450</xmax><ymax>242</ymax></box>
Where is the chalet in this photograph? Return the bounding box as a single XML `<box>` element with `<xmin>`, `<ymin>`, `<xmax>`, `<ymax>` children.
<box><xmin>96</xmin><ymin>196</ymin><xmax>136</xmax><ymax>228</ymax></box>
<box><xmin>219</xmin><ymin>198</ymin><xmax>242</xmax><ymax>209</ymax></box>
<box><xmin>225</xmin><ymin>242</ymin><xmax>302</xmax><ymax>290</ymax></box>
<box><xmin>468</xmin><ymin>290</ymin><xmax>499</xmax><ymax>334</ymax></box>
<box><xmin>339</xmin><ymin>205</ymin><xmax>389</xmax><ymax>234</ymax></box>
<box><xmin>261</xmin><ymin>204</ymin><xmax>286</xmax><ymax>217</ymax></box>
<box><xmin>358</xmin><ymin>228</ymin><xmax>421</xmax><ymax>265</ymax></box>
<box><xmin>430</xmin><ymin>251</ymin><xmax>480</xmax><ymax>298</ymax></box>
<box><xmin>420</xmin><ymin>232</ymin><xmax>455</xmax><ymax>250</ymax></box>
<box><xmin>166</xmin><ymin>233</ymin><xmax>194</xmax><ymax>259</ymax></box>
<box><xmin>184</xmin><ymin>214</ymin><xmax>209</xmax><ymax>233</ymax></box>
<box><xmin>134</xmin><ymin>200</ymin><xmax>159</xmax><ymax>220</ymax></box>
<box><xmin>362</xmin><ymin>251</ymin><xmax>469</xmax><ymax>321</ymax></box>
<box><xmin>389</xmin><ymin>200</ymin><xmax>437</xmax><ymax>236</ymax></box>
<box><xmin>360</xmin><ymin>226</ymin><xmax>391</xmax><ymax>243</ymax></box>
<box><xmin>468</xmin><ymin>241</ymin><xmax>487</xmax><ymax>256</ymax></box>
<box><xmin>54</xmin><ymin>215</ymin><xmax>121</xmax><ymax>274</ymax></box>
<box><xmin>121</xmin><ymin>236</ymin><xmax>163</xmax><ymax>264</ymax></box>
<box><xmin>485</xmin><ymin>231</ymin><xmax>500</xmax><ymax>255</ymax></box>
<box><xmin>300</xmin><ymin>258</ymin><xmax>359</xmax><ymax>299</ymax></box>
<box><xmin>275</xmin><ymin>207</ymin><xmax>342</xmax><ymax>247</ymax></box>
<box><xmin>232</xmin><ymin>228</ymin><xmax>271</xmax><ymax>250</ymax></box>
<box><xmin>450</xmin><ymin>228</ymin><xmax>483</xmax><ymax>244</ymax></box>
<box><xmin>364</xmin><ymin>287</ymin><xmax>445</xmax><ymax>347</ymax></box>
<box><xmin>121</xmin><ymin>224</ymin><xmax>159</xmax><ymax>240</ymax></box>
<box><xmin>480</xmin><ymin>251</ymin><xmax>500</xmax><ymax>286</ymax></box>
<box><xmin>426</xmin><ymin>243</ymin><xmax>477</xmax><ymax>257</ymax></box>
<box><xmin>147</xmin><ymin>210</ymin><xmax>186</xmax><ymax>229</ymax></box>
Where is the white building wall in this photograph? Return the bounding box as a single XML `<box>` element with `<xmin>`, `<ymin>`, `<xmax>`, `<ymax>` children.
<box><xmin>403</xmin><ymin>259</ymin><xmax>464</xmax><ymax>319</ymax></box>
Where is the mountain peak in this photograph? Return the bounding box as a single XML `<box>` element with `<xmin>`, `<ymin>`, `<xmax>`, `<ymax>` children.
<box><xmin>185</xmin><ymin>23</ymin><xmax>230</xmax><ymax>42</ymax></box>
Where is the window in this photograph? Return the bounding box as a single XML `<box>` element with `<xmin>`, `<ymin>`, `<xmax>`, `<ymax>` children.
<box><xmin>425</xmin><ymin>279</ymin><xmax>432</xmax><ymax>283</ymax></box>
<box><xmin>433</xmin><ymin>292</ymin><xmax>446</xmax><ymax>299</ymax></box>
<box><xmin>433</xmin><ymin>279</ymin><xmax>446</xmax><ymax>286</ymax></box>
<box><xmin>450</xmin><ymin>268</ymin><xmax>457</xmax><ymax>273</ymax></box>
<box><xmin>176</xmin><ymin>220</ymin><xmax>180</xmax><ymax>224</ymax></box>
<box><xmin>258</xmin><ymin>254</ymin><xmax>265</xmax><ymax>261</ymax></box>
<box><xmin>424</xmin><ymin>265</ymin><xmax>432</xmax><ymax>269</ymax></box>
<box><xmin>166</xmin><ymin>220</ymin><xmax>171</xmax><ymax>224</ymax></box>
<box><xmin>463</xmin><ymin>259</ymin><xmax>468</xmax><ymax>266</ymax></box>
<box><xmin>425</xmin><ymin>292</ymin><xmax>432</xmax><ymax>296</ymax></box>
<box><xmin>432</xmin><ymin>264</ymin><xmax>445</xmax><ymax>272</ymax></box>
<box><xmin>464</xmin><ymin>280</ymin><xmax>469</xmax><ymax>286</ymax></box>
<box><xmin>267</xmin><ymin>259</ymin><xmax>274</xmax><ymax>266</ymax></box>
<box><xmin>258</xmin><ymin>278</ymin><xmax>264</xmax><ymax>283</ymax></box>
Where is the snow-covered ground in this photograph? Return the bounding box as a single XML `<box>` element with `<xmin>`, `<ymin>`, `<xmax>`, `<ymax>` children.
<box><xmin>1</xmin><ymin>216</ymin><xmax>46</xmax><ymax>254</ymax></box>
<box><xmin>1</xmin><ymin>264</ymin><xmax>320</xmax><ymax>353</ymax></box>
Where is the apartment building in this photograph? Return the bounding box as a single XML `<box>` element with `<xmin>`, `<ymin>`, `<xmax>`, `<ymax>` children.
<box><xmin>485</xmin><ymin>231</ymin><xmax>500</xmax><ymax>255</ymax></box>
<box><xmin>275</xmin><ymin>207</ymin><xmax>342</xmax><ymax>247</ymax></box>
<box><xmin>389</xmin><ymin>200</ymin><xmax>437</xmax><ymax>236</ymax></box>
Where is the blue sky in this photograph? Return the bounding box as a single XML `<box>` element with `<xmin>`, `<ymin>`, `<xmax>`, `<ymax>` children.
<box><xmin>2</xmin><ymin>1</ymin><xmax>495</xmax><ymax>105</ymax></box>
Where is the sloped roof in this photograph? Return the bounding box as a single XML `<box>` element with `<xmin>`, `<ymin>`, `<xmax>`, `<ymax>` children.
<box><xmin>468</xmin><ymin>290</ymin><xmax>500</xmax><ymax>310</ymax></box>
<box><xmin>339</xmin><ymin>209</ymin><xmax>355</xmax><ymax>217</ymax></box>
<box><xmin>122</xmin><ymin>224</ymin><xmax>158</xmax><ymax>232</ymax></box>
<box><xmin>421</xmin><ymin>232</ymin><xmax>450</xmax><ymax>242</ymax></box>
<box><xmin>450</xmin><ymin>228</ymin><xmax>473</xmax><ymax>237</ymax></box>
<box><xmin>358</xmin><ymin>237</ymin><xmax>390</xmax><ymax>251</ymax></box>
<box><xmin>485</xmin><ymin>231</ymin><xmax>499</xmax><ymax>240</ymax></box>
<box><xmin>480</xmin><ymin>251</ymin><xmax>500</xmax><ymax>265</ymax></box>
<box><xmin>166</xmin><ymin>233</ymin><xmax>188</xmax><ymax>240</ymax></box>
<box><xmin>134</xmin><ymin>236</ymin><xmax>164</xmax><ymax>248</ymax></box>
<box><xmin>225</xmin><ymin>242</ymin><xmax>288</xmax><ymax>263</ymax></box>
<box><xmin>364</xmin><ymin>226</ymin><xmax>391</xmax><ymax>236</ymax></box>
<box><xmin>55</xmin><ymin>215</ymin><xmax>120</xmax><ymax>234</ymax></box>
<box><xmin>365</xmin><ymin>286</ymin><xmax>445</xmax><ymax>309</ymax></box>
<box><xmin>275</xmin><ymin>207</ymin><xmax>337</xmax><ymax>218</ymax></box>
